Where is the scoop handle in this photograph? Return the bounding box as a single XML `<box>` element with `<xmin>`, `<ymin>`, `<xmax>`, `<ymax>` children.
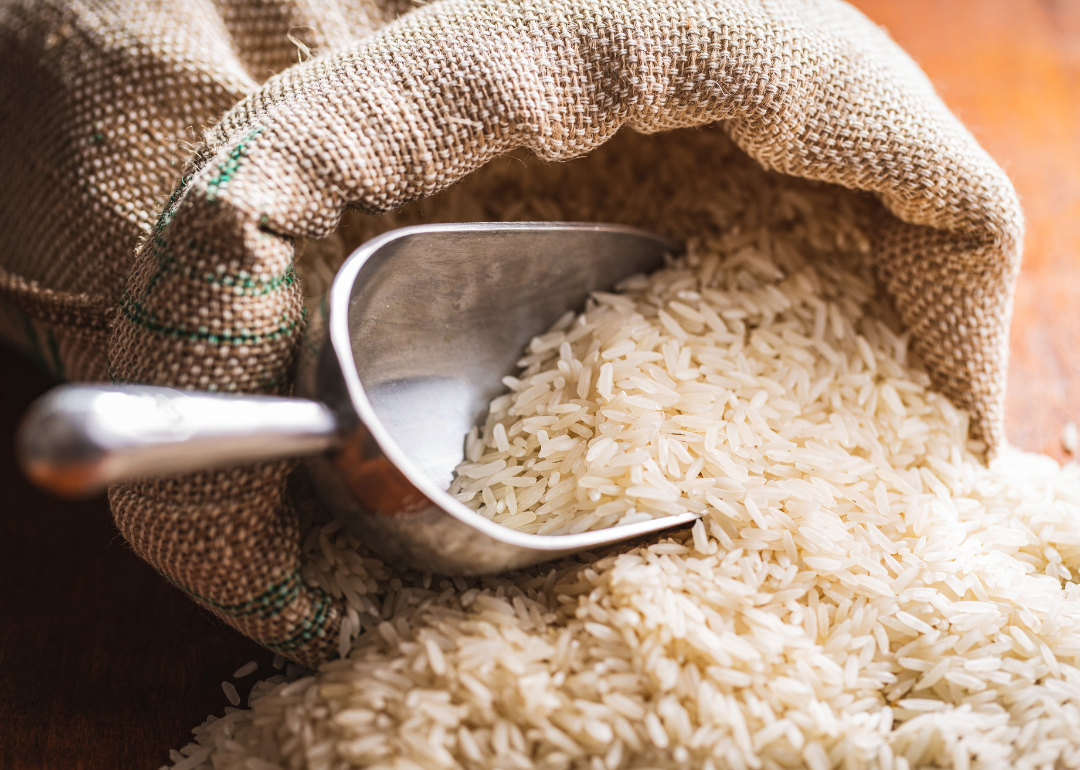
<box><xmin>16</xmin><ymin>384</ymin><xmax>340</xmax><ymax>498</ymax></box>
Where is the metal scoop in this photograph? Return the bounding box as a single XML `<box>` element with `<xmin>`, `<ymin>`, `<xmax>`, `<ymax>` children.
<box><xmin>17</xmin><ymin>223</ymin><xmax>700</xmax><ymax>574</ymax></box>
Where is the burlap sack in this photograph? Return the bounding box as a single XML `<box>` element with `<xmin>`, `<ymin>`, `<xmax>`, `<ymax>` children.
<box><xmin>0</xmin><ymin>0</ymin><xmax>1023</xmax><ymax>664</ymax></box>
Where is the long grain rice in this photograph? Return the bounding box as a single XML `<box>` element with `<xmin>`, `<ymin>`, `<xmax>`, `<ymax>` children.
<box><xmin>166</xmin><ymin>129</ymin><xmax>1080</xmax><ymax>770</ymax></box>
<box><xmin>233</xmin><ymin>661</ymin><xmax>259</xmax><ymax>678</ymax></box>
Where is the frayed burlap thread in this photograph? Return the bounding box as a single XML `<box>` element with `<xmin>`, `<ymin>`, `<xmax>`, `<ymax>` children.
<box><xmin>1</xmin><ymin>0</ymin><xmax>1022</xmax><ymax>664</ymax></box>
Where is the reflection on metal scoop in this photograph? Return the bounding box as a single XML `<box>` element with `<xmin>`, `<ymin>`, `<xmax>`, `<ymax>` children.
<box><xmin>16</xmin><ymin>223</ymin><xmax>700</xmax><ymax>574</ymax></box>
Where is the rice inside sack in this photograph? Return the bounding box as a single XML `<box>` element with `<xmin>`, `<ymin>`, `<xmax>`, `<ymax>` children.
<box><xmin>446</xmin><ymin>237</ymin><xmax>943</xmax><ymax>537</ymax></box>
<box><xmin>170</xmin><ymin>137</ymin><xmax>1080</xmax><ymax>770</ymax></box>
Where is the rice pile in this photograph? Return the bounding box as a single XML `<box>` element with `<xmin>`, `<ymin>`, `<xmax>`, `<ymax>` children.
<box><xmin>166</xmin><ymin>130</ymin><xmax>1080</xmax><ymax>770</ymax></box>
<box><xmin>446</xmin><ymin>239</ymin><xmax>923</xmax><ymax>537</ymax></box>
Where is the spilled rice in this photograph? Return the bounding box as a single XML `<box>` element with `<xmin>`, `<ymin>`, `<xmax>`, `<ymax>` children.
<box><xmin>166</xmin><ymin>131</ymin><xmax>1080</xmax><ymax>770</ymax></box>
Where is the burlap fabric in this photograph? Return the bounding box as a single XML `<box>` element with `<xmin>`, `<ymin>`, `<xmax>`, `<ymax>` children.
<box><xmin>0</xmin><ymin>0</ymin><xmax>1023</xmax><ymax>664</ymax></box>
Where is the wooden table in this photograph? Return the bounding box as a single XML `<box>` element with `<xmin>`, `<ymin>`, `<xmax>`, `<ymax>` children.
<box><xmin>0</xmin><ymin>349</ymin><xmax>275</xmax><ymax>769</ymax></box>
<box><xmin>854</xmin><ymin>0</ymin><xmax>1080</xmax><ymax>462</ymax></box>
<box><xmin>1</xmin><ymin>1</ymin><xmax>1077</xmax><ymax>767</ymax></box>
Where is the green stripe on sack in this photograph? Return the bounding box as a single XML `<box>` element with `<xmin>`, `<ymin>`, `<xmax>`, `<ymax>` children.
<box><xmin>199</xmin><ymin>264</ymin><xmax>297</xmax><ymax>296</ymax></box>
<box><xmin>118</xmin><ymin>293</ymin><xmax>300</xmax><ymax>345</ymax></box>
<box><xmin>132</xmin><ymin>127</ymin><xmax>265</xmax><ymax>317</ymax></box>
<box><xmin>118</xmin><ymin>126</ymin><xmax>290</xmax><ymax>344</ymax></box>
<box><xmin>160</xmin><ymin>567</ymin><xmax>336</xmax><ymax>654</ymax></box>
<box><xmin>162</xmin><ymin>568</ymin><xmax>309</xmax><ymax>620</ymax></box>
<box><xmin>134</xmin><ymin>237</ymin><xmax>297</xmax><ymax>312</ymax></box>
<box><xmin>124</xmin><ymin>171</ymin><xmax>193</xmax><ymax>321</ymax></box>
<box><xmin>205</xmin><ymin>127</ymin><xmax>264</xmax><ymax>203</ymax></box>
<box><xmin>261</xmin><ymin>592</ymin><xmax>336</xmax><ymax>654</ymax></box>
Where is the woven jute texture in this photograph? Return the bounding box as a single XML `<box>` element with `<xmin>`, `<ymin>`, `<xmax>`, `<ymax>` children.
<box><xmin>0</xmin><ymin>0</ymin><xmax>1023</xmax><ymax>664</ymax></box>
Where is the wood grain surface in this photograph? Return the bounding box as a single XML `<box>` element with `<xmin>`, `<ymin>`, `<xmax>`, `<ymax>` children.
<box><xmin>850</xmin><ymin>0</ymin><xmax>1080</xmax><ymax>461</ymax></box>
<box><xmin>0</xmin><ymin>347</ymin><xmax>275</xmax><ymax>770</ymax></box>
<box><xmin>0</xmin><ymin>1</ymin><xmax>1077</xmax><ymax>767</ymax></box>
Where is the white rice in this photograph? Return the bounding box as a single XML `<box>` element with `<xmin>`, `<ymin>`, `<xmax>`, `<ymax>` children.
<box><xmin>446</xmin><ymin>238</ymin><xmax>923</xmax><ymax>537</ymax></box>
<box><xmin>233</xmin><ymin>661</ymin><xmax>259</xmax><ymax>678</ymax></box>
<box><xmin>220</xmin><ymin>681</ymin><xmax>241</xmax><ymax>707</ymax></box>
<box><xmin>168</xmin><ymin>129</ymin><xmax>1080</xmax><ymax>770</ymax></box>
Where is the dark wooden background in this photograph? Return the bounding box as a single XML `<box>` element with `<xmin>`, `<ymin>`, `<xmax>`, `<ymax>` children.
<box><xmin>1</xmin><ymin>1</ymin><xmax>1077</xmax><ymax>767</ymax></box>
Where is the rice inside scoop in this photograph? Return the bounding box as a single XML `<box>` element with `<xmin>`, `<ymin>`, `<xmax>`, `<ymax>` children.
<box><xmin>171</xmin><ymin>133</ymin><xmax>1080</xmax><ymax>770</ymax></box>
<box><xmin>446</xmin><ymin>236</ymin><xmax>939</xmax><ymax>537</ymax></box>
